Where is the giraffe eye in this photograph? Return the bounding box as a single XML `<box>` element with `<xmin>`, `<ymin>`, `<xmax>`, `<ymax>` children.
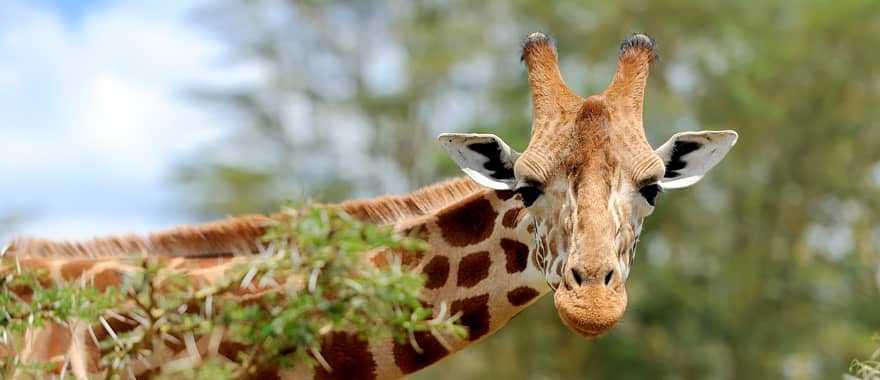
<box><xmin>638</xmin><ymin>183</ymin><xmax>662</xmax><ymax>206</ymax></box>
<box><xmin>515</xmin><ymin>181</ymin><xmax>544</xmax><ymax>207</ymax></box>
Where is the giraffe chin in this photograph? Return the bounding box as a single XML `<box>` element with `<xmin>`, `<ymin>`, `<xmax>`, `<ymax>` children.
<box><xmin>553</xmin><ymin>285</ymin><xmax>628</xmax><ymax>338</ymax></box>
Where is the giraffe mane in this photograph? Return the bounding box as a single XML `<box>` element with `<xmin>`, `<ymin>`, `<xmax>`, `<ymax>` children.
<box><xmin>5</xmin><ymin>177</ymin><xmax>483</xmax><ymax>258</ymax></box>
<box><xmin>6</xmin><ymin>215</ymin><xmax>272</xmax><ymax>258</ymax></box>
<box><xmin>338</xmin><ymin>176</ymin><xmax>483</xmax><ymax>225</ymax></box>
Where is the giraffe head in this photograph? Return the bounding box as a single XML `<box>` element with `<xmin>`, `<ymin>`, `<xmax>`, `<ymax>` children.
<box><xmin>438</xmin><ymin>33</ymin><xmax>737</xmax><ymax>338</ymax></box>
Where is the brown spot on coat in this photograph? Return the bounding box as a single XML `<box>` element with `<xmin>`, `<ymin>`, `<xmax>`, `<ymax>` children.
<box><xmin>218</xmin><ymin>341</ymin><xmax>248</xmax><ymax>362</ymax></box>
<box><xmin>457</xmin><ymin>251</ymin><xmax>491</xmax><ymax>288</ymax></box>
<box><xmin>370</xmin><ymin>252</ymin><xmax>389</xmax><ymax>268</ymax></box>
<box><xmin>9</xmin><ymin>284</ymin><xmax>34</xmax><ymax>302</ymax></box>
<box><xmin>175</xmin><ymin>301</ymin><xmax>203</xmax><ymax>323</ymax></box>
<box><xmin>422</xmin><ymin>256</ymin><xmax>450</xmax><ymax>289</ymax></box>
<box><xmin>60</xmin><ymin>260</ymin><xmax>94</xmax><ymax>280</ymax></box>
<box><xmin>43</xmin><ymin>323</ymin><xmax>72</xmax><ymax>360</ymax></box>
<box><xmin>136</xmin><ymin>369</ymin><xmax>161</xmax><ymax>380</ymax></box>
<box><xmin>249</xmin><ymin>366</ymin><xmax>281</xmax><ymax>380</ymax></box>
<box><xmin>371</xmin><ymin>248</ymin><xmax>423</xmax><ymax>269</ymax></box>
<box><xmin>436</xmin><ymin>198</ymin><xmax>497</xmax><ymax>247</ymax></box>
<box><xmin>450</xmin><ymin>294</ymin><xmax>491</xmax><ymax>341</ymax></box>
<box><xmin>92</xmin><ymin>269</ymin><xmax>123</xmax><ymax>291</ymax></box>
<box><xmin>314</xmin><ymin>332</ymin><xmax>377</xmax><ymax>380</ymax></box>
<box><xmin>501</xmin><ymin>208</ymin><xmax>524</xmax><ymax>228</ymax></box>
<box><xmin>392</xmin><ymin>331</ymin><xmax>450</xmax><ymax>374</ymax></box>
<box><xmin>501</xmin><ymin>239</ymin><xmax>529</xmax><ymax>273</ymax></box>
<box><xmin>507</xmin><ymin>287</ymin><xmax>540</xmax><ymax>306</ymax></box>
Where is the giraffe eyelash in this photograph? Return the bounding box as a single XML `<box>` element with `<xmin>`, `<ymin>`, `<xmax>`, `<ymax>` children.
<box><xmin>638</xmin><ymin>183</ymin><xmax>662</xmax><ymax>206</ymax></box>
<box><xmin>515</xmin><ymin>184</ymin><xmax>543</xmax><ymax>207</ymax></box>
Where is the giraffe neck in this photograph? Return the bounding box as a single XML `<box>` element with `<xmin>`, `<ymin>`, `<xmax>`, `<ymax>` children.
<box><xmin>347</xmin><ymin>188</ymin><xmax>551</xmax><ymax>379</ymax></box>
<box><xmin>6</xmin><ymin>179</ymin><xmax>553</xmax><ymax>379</ymax></box>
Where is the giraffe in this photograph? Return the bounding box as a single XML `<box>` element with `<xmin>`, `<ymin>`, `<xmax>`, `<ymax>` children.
<box><xmin>2</xmin><ymin>32</ymin><xmax>738</xmax><ymax>379</ymax></box>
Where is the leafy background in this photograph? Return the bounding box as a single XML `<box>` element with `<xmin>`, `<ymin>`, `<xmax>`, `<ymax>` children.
<box><xmin>6</xmin><ymin>1</ymin><xmax>880</xmax><ymax>379</ymax></box>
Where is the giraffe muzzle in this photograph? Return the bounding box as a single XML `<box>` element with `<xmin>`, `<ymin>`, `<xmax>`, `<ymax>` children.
<box><xmin>553</xmin><ymin>267</ymin><xmax>628</xmax><ymax>338</ymax></box>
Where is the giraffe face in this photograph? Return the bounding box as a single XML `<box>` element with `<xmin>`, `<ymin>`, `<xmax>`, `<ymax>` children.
<box><xmin>439</xmin><ymin>33</ymin><xmax>738</xmax><ymax>338</ymax></box>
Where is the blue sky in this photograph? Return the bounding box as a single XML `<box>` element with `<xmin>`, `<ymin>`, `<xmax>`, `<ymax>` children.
<box><xmin>0</xmin><ymin>0</ymin><xmax>264</xmax><ymax>241</ymax></box>
<box><xmin>33</xmin><ymin>0</ymin><xmax>108</xmax><ymax>24</ymax></box>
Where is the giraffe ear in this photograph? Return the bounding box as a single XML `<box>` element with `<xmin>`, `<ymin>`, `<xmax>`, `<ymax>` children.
<box><xmin>438</xmin><ymin>133</ymin><xmax>520</xmax><ymax>190</ymax></box>
<box><xmin>655</xmin><ymin>130</ymin><xmax>738</xmax><ymax>189</ymax></box>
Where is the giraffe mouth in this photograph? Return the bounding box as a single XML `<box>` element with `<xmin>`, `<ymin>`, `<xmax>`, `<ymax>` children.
<box><xmin>557</xmin><ymin>308</ymin><xmax>606</xmax><ymax>337</ymax></box>
<box><xmin>553</xmin><ymin>285</ymin><xmax>627</xmax><ymax>338</ymax></box>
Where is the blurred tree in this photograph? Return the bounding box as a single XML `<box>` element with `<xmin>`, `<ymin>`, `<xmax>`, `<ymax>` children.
<box><xmin>182</xmin><ymin>1</ymin><xmax>880</xmax><ymax>379</ymax></box>
<box><xmin>0</xmin><ymin>212</ymin><xmax>24</xmax><ymax>245</ymax></box>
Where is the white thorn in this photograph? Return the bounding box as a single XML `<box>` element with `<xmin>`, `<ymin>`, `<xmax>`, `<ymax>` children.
<box><xmin>449</xmin><ymin>311</ymin><xmax>464</xmax><ymax>324</ymax></box>
<box><xmin>184</xmin><ymin>332</ymin><xmax>201</xmax><ymax>362</ymax></box>
<box><xmin>291</xmin><ymin>246</ymin><xmax>302</xmax><ymax>267</ymax></box>
<box><xmin>205</xmin><ymin>294</ymin><xmax>213</xmax><ymax>319</ymax></box>
<box><xmin>107</xmin><ymin>310</ymin><xmax>128</xmax><ymax>323</ymax></box>
<box><xmin>260</xmin><ymin>274</ymin><xmax>279</xmax><ymax>289</ymax></box>
<box><xmin>137</xmin><ymin>353</ymin><xmax>152</xmax><ymax>370</ymax></box>
<box><xmin>207</xmin><ymin>326</ymin><xmax>224</xmax><ymax>356</ymax></box>
<box><xmin>87</xmin><ymin>325</ymin><xmax>100</xmax><ymax>348</ymax></box>
<box><xmin>161</xmin><ymin>332</ymin><xmax>181</xmax><ymax>345</ymax></box>
<box><xmin>255</xmin><ymin>239</ymin><xmax>267</xmax><ymax>256</ymax></box>
<box><xmin>308</xmin><ymin>267</ymin><xmax>320</xmax><ymax>293</ymax></box>
<box><xmin>129</xmin><ymin>312</ymin><xmax>149</xmax><ymax>328</ymax></box>
<box><xmin>430</xmin><ymin>302</ymin><xmax>447</xmax><ymax>325</ymax></box>
<box><xmin>408</xmin><ymin>330</ymin><xmax>423</xmax><ymax>354</ymax></box>
<box><xmin>99</xmin><ymin>317</ymin><xmax>118</xmax><ymax>342</ymax></box>
<box><xmin>311</xmin><ymin>347</ymin><xmax>332</xmax><ymax>373</ymax></box>
<box><xmin>258</xmin><ymin>270</ymin><xmax>275</xmax><ymax>288</ymax></box>
<box><xmin>240</xmin><ymin>265</ymin><xmax>258</xmax><ymax>290</ymax></box>
<box><xmin>431</xmin><ymin>329</ymin><xmax>454</xmax><ymax>352</ymax></box>
<box><xmin>59</xmin><ymin>357</ymin><xmax>69</xmax><ymax>380</ymax></box>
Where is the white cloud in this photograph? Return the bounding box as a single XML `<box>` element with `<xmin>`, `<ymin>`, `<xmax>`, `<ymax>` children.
<box><xmin>0</xmin><ymin>0</ymin><xmax>265</xmax><ymax>241</ymax></box>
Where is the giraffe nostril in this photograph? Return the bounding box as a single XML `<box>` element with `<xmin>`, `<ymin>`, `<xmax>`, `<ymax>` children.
<box><xmin>604</xmin><ymin>269</ymin><xmax>614</xmax><ymax>286</ymax></box>
<box><xmin>571</xmin><ymin>268</ymin><xmax>584</xmax><ymax>286</ymax></box>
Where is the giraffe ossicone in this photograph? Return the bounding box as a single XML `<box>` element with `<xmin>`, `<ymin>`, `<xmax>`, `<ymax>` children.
<box><xmin>4</xmin><ymin>32</ymin><xmax>737</xmax><ymax>379</ymax></box>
